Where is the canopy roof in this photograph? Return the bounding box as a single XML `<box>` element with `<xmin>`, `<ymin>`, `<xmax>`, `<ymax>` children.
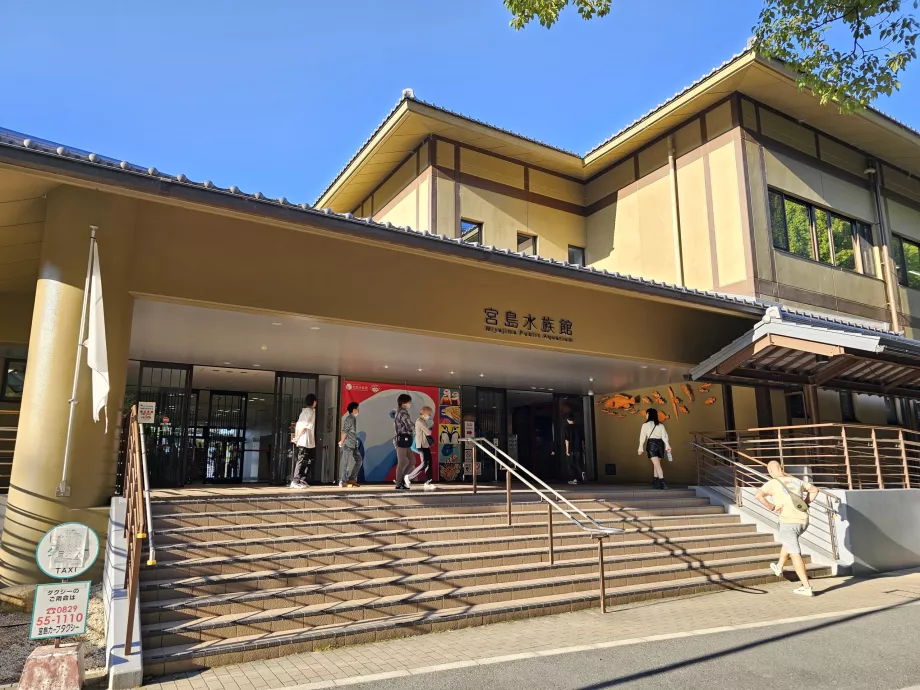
<box><xmin>691</xmin><ymin>308</ymin><xmax>920</xmax><ymax>397</ymax></box>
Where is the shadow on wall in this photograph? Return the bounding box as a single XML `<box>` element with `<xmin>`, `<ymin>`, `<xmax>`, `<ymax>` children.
<box><xmin>838</xmin><ymin>490</ymin><xmax>920</xmax><ymax>576</ymax></box>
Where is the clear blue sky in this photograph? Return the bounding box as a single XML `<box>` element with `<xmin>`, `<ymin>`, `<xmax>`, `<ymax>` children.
<box><xmin>2</xmin><ymin>1</ymin><xmax>918</xmax><ymax>204</ymax></box>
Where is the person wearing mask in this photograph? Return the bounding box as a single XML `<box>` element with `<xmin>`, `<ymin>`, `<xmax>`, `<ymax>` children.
<box><xmin>290</xmin><ymin>394</ymin><xmax>317</xmax><ymax>489</ymax></box>
<box><xmin>756</xmin><ymin>460</ymin><xmax>820</xmax><ymax>597</ymax></box>
<box><xmin>637</xmin><ymin>408</ymin><xmax>670</xmax><ymax>490</ymax></box>
<box><xmin>564</xmin><ymin>414</ymin><xmax>586</xmax><ymax>485</ymax></box>
<box><xmin>406</xmin><ymin>406</ymin><xmax>434</xmax><ymax>487</ymax></box>
<box><xmin>393</xmin><ymin>394</ymin><xmax>414</xmax><ymax>491</ymax></box>
<box><xmin>338</xmin><ymin>402</ymin><xmax>362</xmax><ymax>487</ymax></box>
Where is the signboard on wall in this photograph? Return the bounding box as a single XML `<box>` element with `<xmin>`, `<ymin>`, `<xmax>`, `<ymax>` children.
<box><xmin>341</xmin><ymin>381</ymin><xmax>438</xmax><ymax>483</ymax></box>
<box><xmin>137</xmin><ymin>401</ymin><xmax>156</xmax><ymax>424</ymax></box>
<box><xmin>438</xmin><ymin>388</ymin><xmax>462</xmax><ymax>482</ymax></box>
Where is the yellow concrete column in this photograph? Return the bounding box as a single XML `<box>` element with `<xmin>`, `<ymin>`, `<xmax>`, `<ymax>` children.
<box><xmin>0</xmin><ymin>186</ymin><xmax>137</xmax><ymax>585</ymax></box>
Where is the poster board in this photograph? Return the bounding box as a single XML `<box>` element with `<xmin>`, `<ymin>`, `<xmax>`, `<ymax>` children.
<box><xmin>340</xmin><ymin>381</ymin><xmax>439</xmax><ymax>483</ymax></box>
<box><xmin>437</xmin><ymin>388</ymin><xmax>462</xmax><ymax>482</ymax></box>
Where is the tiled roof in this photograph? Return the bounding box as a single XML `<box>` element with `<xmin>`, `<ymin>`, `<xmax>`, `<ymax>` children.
<box><xmin>0</xmin><ymin>125</ymin><xmax>903</xmax><ymax>339</ymax></box>
<box><xmin>0</xmin><ymin>125</ymin><xmax>763</xmax><ymax>312</ymax></box>
<box><xmin>313</xmin><ymin>94</ymin><xmax>581</xmax><ymax>206</ymax></box>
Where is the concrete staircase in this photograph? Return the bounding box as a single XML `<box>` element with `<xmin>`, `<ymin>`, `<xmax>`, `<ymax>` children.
<box><xmin>139</xmin><ymin>487</ymin><xmax>830</xmax><ymax>676</ymax></box>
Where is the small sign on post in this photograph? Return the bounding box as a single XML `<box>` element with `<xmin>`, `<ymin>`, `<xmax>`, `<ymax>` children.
<box><xmin>137</xmin><ymin>401</ymin><xmax>156</xmax><ymax>424</ymax></box>
<box><xmin>30</xmin><ymin>582</ymin><xmax>91</xmax><ymax>641</ymax></box>
<box><xmin>36</xmin><ymin>523</ymin><xmax>99</xmax><ymax>580</ymax></box>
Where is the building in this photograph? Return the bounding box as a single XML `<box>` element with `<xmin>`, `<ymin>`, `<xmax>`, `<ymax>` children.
<box><xmin>3</xmin><ymin>48</ymin><xmax>920</xmax><ymax>585</ymax></box>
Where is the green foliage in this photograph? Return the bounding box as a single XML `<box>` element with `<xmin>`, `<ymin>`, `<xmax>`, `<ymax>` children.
<box><xmin>754</xmin><ymin>0</ymin><xmax>920</xmax><ymax>112</ymax></box>
<box><xmin>503</xmin><ymin>0</ymin><xmax>919</xmax><ymax>111</ymax></box>
<box><xmin>503</xmin><ymin>0</ymin><xmax>611</xmax><ymax>29</ymax></box>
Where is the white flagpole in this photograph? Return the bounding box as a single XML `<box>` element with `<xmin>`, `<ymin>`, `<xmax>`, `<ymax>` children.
<box><xmin>57</xmin><ymin>226</ymin><xmax>97</xmax><ymax>498</ymax></box>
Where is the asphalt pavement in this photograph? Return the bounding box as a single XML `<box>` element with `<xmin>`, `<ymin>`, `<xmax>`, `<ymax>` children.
<box><xmin>343</xmin><ymin>601</ymin><xmax>920</xmax><ymax>690</ymax></box>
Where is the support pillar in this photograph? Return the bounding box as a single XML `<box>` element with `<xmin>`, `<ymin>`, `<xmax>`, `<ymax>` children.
<box><xmin>0</xmin><ymin>186</ymin><xmax>137</xmax><ymax>585</ymax></box>
<box><xmin>804</xmin><ymin>385</ymin><xmax>821</xmax><ymax>425</ymax></box>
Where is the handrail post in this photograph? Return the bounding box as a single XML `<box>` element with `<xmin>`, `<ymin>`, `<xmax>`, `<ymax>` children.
<box><xmin>841</xmin><ymin>427</ymin><xmax>853</xmax><ymax>490</ymax></box>
<box><xmin>124</xmin><ymin>534</ymin><xmax>141</xmax><ymax>654</ymax></box>
<box><xmin>547</xmin><ymin>501</ymin><xmax>554</xmax><ymax>565</ymax></box>
<box><xmin>472</xmin><ymin>444</ymin><xmax>477</xmax><ymax>495</ymax></box>
<box><xmin>506</xmin><ymin>467</ymin><xmax>512</xmax><ymax>526</ymax></box>
<box><xmin>777</xmin><ymin>429</ymin><xmax>783</xmax><ymax>469</ymax></box>
<box><xmin>597</xmin><ymin>537</ymin><xmax>607</xmax><ymax>613</ymax></box>
<box><xmin>871</xmin><ymin>428</ymin><xmax>884</xmax><ymax>489</ymax></box>
<box><xmin>899</xmin><ymin>429</ymin><xmax>911</xmax><ymax>489</ymax></box>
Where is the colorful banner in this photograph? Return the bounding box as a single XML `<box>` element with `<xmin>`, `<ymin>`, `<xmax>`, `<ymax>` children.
<box><xmin>438</xmin><ymin>388</ymin><xmax>462</xmax><ymax>482</ymax></box>
<box><xmin>340</xmin><ymin>380</ymin><xmax>438</xmax><ymax>483</ymax></box>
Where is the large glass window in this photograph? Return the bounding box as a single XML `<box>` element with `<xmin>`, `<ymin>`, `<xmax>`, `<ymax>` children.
<box><xmin>460</xmin><ymin>219</ymin><xmax>482</xmax><ymax>244</ymax></box>
<box><xmin>894</xmin><ymin>235</ymin><xmax>920</xmax><ymax>289</ymax></box>
<box><xmin>769</xmin><ymin>189</ymin><xmax>876</xmax><ymax>276</ymax></box>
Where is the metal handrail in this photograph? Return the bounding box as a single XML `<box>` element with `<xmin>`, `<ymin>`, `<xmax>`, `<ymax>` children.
<box><xmin>122</xmin><ymin>405</ymin><xmax>156</xmax><ymax>655</ymax></box>
<box><xmin>462</xmin><ymin>437</ymin><xmax>622</xmax><ymax>613</ymax></box>
<box><xmin>470</xmin><ymin>438</ymin><xmax>620</xmax><ymax>536</ymax></box>
<box><xmin>692</xmin><ymin>440</ymin><xmax>840</xmax><ymax>561</ymax></box>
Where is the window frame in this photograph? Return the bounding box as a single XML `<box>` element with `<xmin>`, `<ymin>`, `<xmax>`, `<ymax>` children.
<box><xmin>460</xmin><ymin>219</ymin><xmax>483</xmax><ymax>245</ymax></box>
<box><xmin>0</xmin><ymin>358</ymin><xmax>26</xmax><ymax>402</ymax></box>
<box><xmin>568</xmin><ymin>245</ymin><xmax>586</xmax><ymax>267</ymax></box>
<box><xmin>768</xmin><ymin>188</ymin><xmax>876</xmax><ymax>277</ymax></box>
<box><xmin>516</xmin><ymin>233</ymin><xmax>537</xmax><ymax>256</ymax></box>
<box><xmin>892</xmin><ymin>234</ymin><xmax>920</xmax><ymax>290</ymax></box>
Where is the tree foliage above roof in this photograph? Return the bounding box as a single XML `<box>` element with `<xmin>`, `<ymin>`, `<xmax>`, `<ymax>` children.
<box><xmin>503</xmin><ymin>0</ymin><xmax>919</xmax><ymax>113</ymax></box>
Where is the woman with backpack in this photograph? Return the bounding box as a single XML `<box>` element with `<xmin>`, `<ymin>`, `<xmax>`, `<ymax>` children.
<box><xmin>637</xmin><ymin>408</ymin><xmax>671</xmax><ymax>490</ymax></box>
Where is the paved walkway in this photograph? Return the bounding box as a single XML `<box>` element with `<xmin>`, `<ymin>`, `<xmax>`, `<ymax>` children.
<box><xmin>143</xmin><ymin>569</ymin><xmax>920</xmax><ymax>690</ymax></box>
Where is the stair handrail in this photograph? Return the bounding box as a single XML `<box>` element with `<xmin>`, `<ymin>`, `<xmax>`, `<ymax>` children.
<box><xmin>465</xmin><ymin>437</ymin><xmax>621</xmax><ymax>536</ymax></box>
<box><xmin>691</xmin><ymin>439</ymin><xmax>840</xmax><ymax>561</ymax></box>
<box><xmin>461</xmin><ymin>437</ymin><xmax>622</xmax><ymax>613</ymax></box>
<box><xmin>694</xmin><ymin>434</ymin><xmax>841</xmax><ymax>505</ymax></box>
<box><xmin>122</xmin><ymin>405</ymin><xmax>156</xmax><ymax>656</ymax></box>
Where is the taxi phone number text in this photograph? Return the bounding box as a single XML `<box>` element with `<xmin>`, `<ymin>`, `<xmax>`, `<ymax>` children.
<box><xmin>35</xmin><ymin>613</ymin><xmax>84</xmax><ymax>626</ymax></box>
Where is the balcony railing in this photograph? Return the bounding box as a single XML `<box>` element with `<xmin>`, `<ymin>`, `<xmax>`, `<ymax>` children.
<box><xmin>694</xmin><ymin>423</ymin><xmax>919</xmax><ymax>490</ymax></box>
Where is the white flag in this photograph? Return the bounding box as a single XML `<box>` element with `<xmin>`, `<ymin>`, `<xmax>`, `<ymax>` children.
<box><xmin>84</xmin><ymin>242</ymin><xmax>109</xmax><ymax>432</ymax></box>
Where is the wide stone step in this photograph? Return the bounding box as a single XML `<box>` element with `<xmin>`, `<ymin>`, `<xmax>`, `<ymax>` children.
<box><xmin>141</xmin><ymin>562</ymin><xmax>832</xmax><ymax>676</ymax></box>
<box><xmin>153</xmin><ymin>504</ymin><xmax>724</xmax><ymax>544</ymax></box>
<box><xmin>142</xmin><ymin>553</ymin><xmax>785</xmax><ymax>647</ymax></box>
<box><xmin>140</xmin><ymin>530</ymin><xmax>772</xmax><ymax>600</ymax></box>
<box><xmin>152</xmin><ymin>495</ymin><xmax>708</xmax><ymax>529</ymax></box>
<box><xmin>140</xmin><ymin>541</ymin><xmax>780</xmax><ymax>624</ymax></box>
<box><xmin>146</xmin><ymin>519</ymin><xmax>754</xmax><ymax>574</ymax></box>
<box><xmin>149</xmin><ymin>488</ymin><xmax>694</xmax><ymax>515</ymax></box>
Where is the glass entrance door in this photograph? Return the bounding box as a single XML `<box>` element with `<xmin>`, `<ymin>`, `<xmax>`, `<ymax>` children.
<box><xmin>204</xmin><ymin>391</ymin><xmax>247</xmax><ymax>483</ymax></box>
<box><xmin>131</xmin><ymin>362</ymin><xmax>193</xmax><ymax>488</ymax></box>
<box><xmin>271</xmin><ymin>373</ymin><xmax>318</xmax><ymax>486</ymax></box>
<box><xmin>555</xmin><ymin>394</ymin><xmax>597</xmax><ymax>482</ymax></box>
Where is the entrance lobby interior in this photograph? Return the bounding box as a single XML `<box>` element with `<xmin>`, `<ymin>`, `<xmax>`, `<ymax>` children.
<box><xmin>127</xmin><ymin>299</ymin><xmax>688</xmax><ymax>487</ymax></box>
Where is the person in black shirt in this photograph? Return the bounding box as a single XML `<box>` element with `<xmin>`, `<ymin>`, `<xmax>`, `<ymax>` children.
<box><xmin>564</xmin><ymin>415</ymin><xmax>586</xmax><ymax>485</ymax></box>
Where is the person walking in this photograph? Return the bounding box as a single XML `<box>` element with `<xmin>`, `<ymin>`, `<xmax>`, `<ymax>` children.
<box><xmin>564</xmin><ymin>414</ymin><xmax>586</xmax><ymax>485</ymax></box>
<box><xmin>756</xmin><ymin>460</ymin><xmax>820</xmax><ymax>596</ymax></box>
<box><xmin>637</xmin><ymin>408</ymin><xmax>670</xmax><ymax>490</ymax></box>
<box><xmin>338</xmin><ymin>402</ymin><xmax>362</xmax><ymax>487</ymax></box>
<box><xmin>406</xmin><ymin>406</ymin><xmax>434</xmax><ymax>486</ymax></box>
<box><xmin>393</xmin><ymin>394</ymin><xmax>414</xmax><ymax>491</ymax></box>
<box><xmin>290</xmin><ymin>394</ymin><xmax>317</xmax><ymax>488</ymax></box>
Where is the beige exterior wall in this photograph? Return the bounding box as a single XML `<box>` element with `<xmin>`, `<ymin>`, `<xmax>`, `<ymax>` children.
<box><xmin>595</xmin><ymin>382</ymin><xmax>729</xmax><ymax>485</ymax></box>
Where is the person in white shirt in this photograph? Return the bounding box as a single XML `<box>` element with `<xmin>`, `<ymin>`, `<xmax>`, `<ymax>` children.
<box><xmin>637</xmin><ymin>408</ymin><xmax>670</xmax><ymax>490</ymax></box>
<box><xmin>406</xmin><ymin>406</ymin><xmax>435</xmax><ymax>486</ymax></box>
<box><xmin>290</xmin><ymin>394</ymin><xmax>317</xmax><ymax>489</ymax></box>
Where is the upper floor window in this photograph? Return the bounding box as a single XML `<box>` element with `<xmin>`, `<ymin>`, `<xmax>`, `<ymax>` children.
<box><xmin>568</xmin><ymin>245</ymin><xmax>586</xmax><ymax>267</ymax></box>
<box><xmin>769</xmin><ymin>189</ymin><xmax>876</xmax><ymax>277</ymax></box>
<box><xmin>893</xmin><ymin>235</ymin><xmax>920</xmax><ymax>289</ymax></box>
<box><xmin>1</xmin><ymin>359</ymin><xmax>26</xmax><ymax>402</ymax></box>
<box><xmin>517</xmin><ymin>234</ymin><xmax>537</xmax><ymax>256</ymax></box>
<box><xmin>460</xmin><ymin>219</ymin><xmax>482</xmax><ymax>244</ymax></box>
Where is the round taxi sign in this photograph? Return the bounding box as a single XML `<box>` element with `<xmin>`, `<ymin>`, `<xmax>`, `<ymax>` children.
<box><xmin>35</xmin><ymin>522</ymin><xmax>100</xmax><ymax>580</ymax></box>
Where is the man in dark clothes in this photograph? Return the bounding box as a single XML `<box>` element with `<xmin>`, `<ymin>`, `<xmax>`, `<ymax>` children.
<box><xmin>564</xmin><ymin>414</ymin><xmax>586</xmax><ymax>485</ymax></box>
